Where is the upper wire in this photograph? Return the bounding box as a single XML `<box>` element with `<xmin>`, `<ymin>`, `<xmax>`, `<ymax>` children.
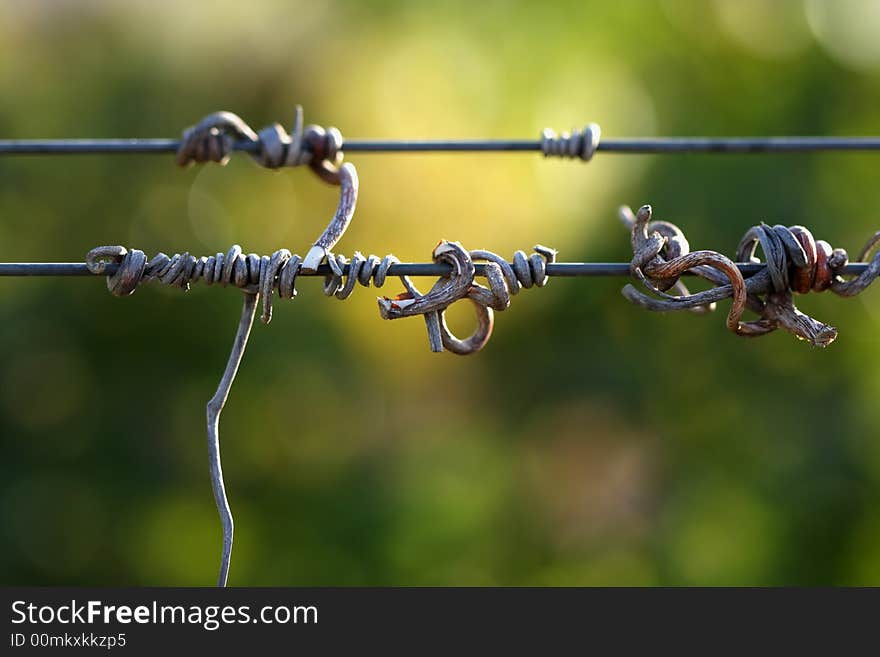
<box><xmin>5</xmin><ymin>106</ymin><xmax>880</xmax><ymax>158</ymax></box>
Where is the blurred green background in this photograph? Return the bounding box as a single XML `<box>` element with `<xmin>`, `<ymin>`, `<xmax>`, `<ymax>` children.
<box><xmin>2</xmin><ymin>0</ymin><xmax>880</xmax><ymax>586</ymax></box>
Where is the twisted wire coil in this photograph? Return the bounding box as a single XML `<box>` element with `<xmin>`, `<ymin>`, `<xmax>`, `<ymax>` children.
<box><xmin>175</xmin><ymin>105</ymin><xmax>603</xmax><ymax>167</ymax></box>
<box><xmin>541</xmin><ymin>124</ymin><xmax>601</xmax><ymax>161</ymax></box>
<box><xmin>175</xmin><ymin>106</ymin><xmax>346</xmax><ymax>185</ymax></box>
<box><xmin>621</xmin><ymin>204</ymin><xmax>880</xmax><ymax>346</ymax></box>
<box><xmin>86</xmin><ymin>241</ymin><xmax>556</xmax><ymax>354</ymax></box>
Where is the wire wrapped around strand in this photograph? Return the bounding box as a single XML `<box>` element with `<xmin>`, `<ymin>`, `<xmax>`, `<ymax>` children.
<box><xmin>86</xmin><ymin>244</ymin><xmax>402</xmax><ymax>325</ymax></box>
<box><xmin>175</xmin><ymin>106</ymin><xmax>605</xmax><ymax>168</ymax></box>
<box><xmin>540</xmin><ymin>124</ymin><xmax>601</xmax><ymax>161</ymax></box>
<box><xmin>620</xmin><ymin>204</ymin><xmax>880</xmax><ymax>346</ymax></box>
<box><xmin>175</xmin><ymin>105</ymin><xmax>346</xmax><ymax>185</ymax></box>
<box><xmin>84</xmin><ymin>237</ymin><xmax>558</xmax><ymax>588</ymax></box>
<box><xmin>75</xmin><ymin>212</ymin><xmax>880</xmax><ymax>589</ymax></box>
<box><xmin>377</xmin><ymin>241</ymin><xmax>556</xmax><ymax>354</ymax></box>
<box><xmin>85</xmin><ymin>240</ymin><xmax>556</xmax><ymax>354</ymax></box>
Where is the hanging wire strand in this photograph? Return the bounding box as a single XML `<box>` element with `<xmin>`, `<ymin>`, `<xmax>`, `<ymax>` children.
<box><xmin>4</xmin><ymin>136</ymin><xmax>880</xmax><ymax>155</ymax></box>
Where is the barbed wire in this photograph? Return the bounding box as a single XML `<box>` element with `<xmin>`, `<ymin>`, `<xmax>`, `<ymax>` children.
<box><xmin>65</xmin><ymin>199</ymin><xmax>880</xmax><ymax>356</ymax></box>
<box><xmin>0</xmin><ymin>260</ymin><xmax>872</xmax><ymax>278</ymax></box>
<box><xmin>3</xmin><ymin>106</ymin><xmax>880</xmax><ymax>160</ymax></box>
<box><xmin>33</xmin><ymin>209</ymin><xmax>874</xmax><ymax>585</ymax></box>
<box><xmin>6</xmin><ymin>104</ymin><xmax>880</xmax><ymax>587</ymax></box>
<box><xmin>6</xmin><ymin>136</ymin><xmax>880</xmax><ymax>155</ymax></box>
<box><xmin>618</xmin><ymin>205</ymin><xmax>880</xmax><ymax>347</ymax></box>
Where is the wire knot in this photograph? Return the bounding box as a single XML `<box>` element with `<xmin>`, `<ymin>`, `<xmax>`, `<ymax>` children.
<box><xmin>176</xmin><ymin>105</ymin><xmax>346</xmax><ymax>184</ymax></box>
<box><xmin>85</xmin><ymin>245</ymin><xmax>147</xmax><ymax>297</ymax></box>
<box><xmin>541</xmin><ymin>123</ymin><xmax>601</xmax><ymax>161</ymax></box>
<box><xmin>619</xmin><ymin>205</ymin><xmax>880</xmax><ymax>346</ymax></box>
<box><xmin>377</xmin><ymin>242</ymin><xmax>555</xmax><ymax>354</ymax></box>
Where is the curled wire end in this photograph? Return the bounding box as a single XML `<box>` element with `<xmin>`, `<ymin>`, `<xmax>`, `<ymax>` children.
<box><xmin>541</xmin><ymin>123</ymin><xmax>601</xmax><ymax>161</ymax></box>
<box><xmin>301</xmin><ymin>162</ymin><xmax>359</xmax><ymax>273</ymax></box>
<box><xmin>86</xmin><ymin>245</ymin><xmax>146</xmax><ymax>297</ymax></box>
<box><xmin>832</xmin><ymin>230</ymin><xmax>880</xmax><ymax>298</ymax></box>
<box><xmin>378</xmin><ymin>242</ymin><xmax>556</xmax><ymax>354</ymax></box>
<box><xmin>175</xmin><ymin>111</ymin><xmax>259</xmax><ymax>167</ymax></box>
<box><xmin>619</xmin><ymin>205</ymin><xmax>880</xmax><ymax>346</ymax></box>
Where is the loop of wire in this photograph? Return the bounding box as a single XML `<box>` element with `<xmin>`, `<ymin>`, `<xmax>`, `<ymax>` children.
<box><xmin>620</xmin><ymin>204</ymin><xmax>880</xmax><ymax>346</ymax></box>
<box><xmin>175</xmin><ymin>107</ymin><xmax>359</xmax><ymax>274</ymax></box>
<box><xmin>81</xmin><ymin>207</ymin><xmax>880</xmax><ymax>588</ymax></box>
<box><xmin>84</xmin><ymin>238</ymin><xmax>556</xmax><ymax>586</ymax></box>
<box><xmin>378</xmin><ymin>241</ymin><xmax>556</xmax><ymax>354</ymax></box>
<box><xmin>175</xmin><ymin>105</ymin><xmax>346</xmax><ymax>184</ymax></box>
<box><xmin>86</xmin><ymin>240</ymin><xmax>557</xmax><ymax>355</ymax></box>
<box><xmin>540</xmin><ymin>123</ymin><xmax>601</xmax><ymax>161</ymax></box>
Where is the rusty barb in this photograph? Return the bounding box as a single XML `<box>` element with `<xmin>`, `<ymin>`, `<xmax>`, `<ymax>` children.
<box><xmin>620</xmin><ymin>205</ymin><xmax>880</xmax><ymax>347</ymax></box>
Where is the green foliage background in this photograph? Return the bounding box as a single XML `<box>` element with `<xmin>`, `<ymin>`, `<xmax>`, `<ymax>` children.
<box><xmin>2</xmin><ymin>0</ymin><xmax>880</xmax><ymax>585</ymax></box>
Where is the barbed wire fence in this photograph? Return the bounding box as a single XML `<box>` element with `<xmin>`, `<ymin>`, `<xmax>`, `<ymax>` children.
<box><xmin>4</xmin><ymin>106</ymin><xmax>880</xmax><ymax>585</ymax></box>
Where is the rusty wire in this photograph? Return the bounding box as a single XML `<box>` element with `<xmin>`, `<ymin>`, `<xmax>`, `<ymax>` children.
<box><xmin>620</xmin><ymin>205</ymin><xmax>880</xmax><ymax>347</ymax></box>
<box><xmin>0</xmin><ymin>260</ymin><xmax>872</xmax><ymax>278</ymax></box>
<box><xmin>6</xmin><ymin>104</ymin><xmax>880</xmax><ymax>587</ymax></box>
<box><xmin>67</xmin><ymin>207</ymin><xmax>880</xmax><ymax>585</ymax></box>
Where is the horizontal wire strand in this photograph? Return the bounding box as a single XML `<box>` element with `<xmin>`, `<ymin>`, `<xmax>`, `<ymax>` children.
<box><xmin>4</xmin><ymin>137</ymin><xmax>880</xmax><ymax>155</ymax></box>
<box><xmin>0</xmin><ymin>261</ymin><xmax>871</xmax><ymax>277</ymax></box>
